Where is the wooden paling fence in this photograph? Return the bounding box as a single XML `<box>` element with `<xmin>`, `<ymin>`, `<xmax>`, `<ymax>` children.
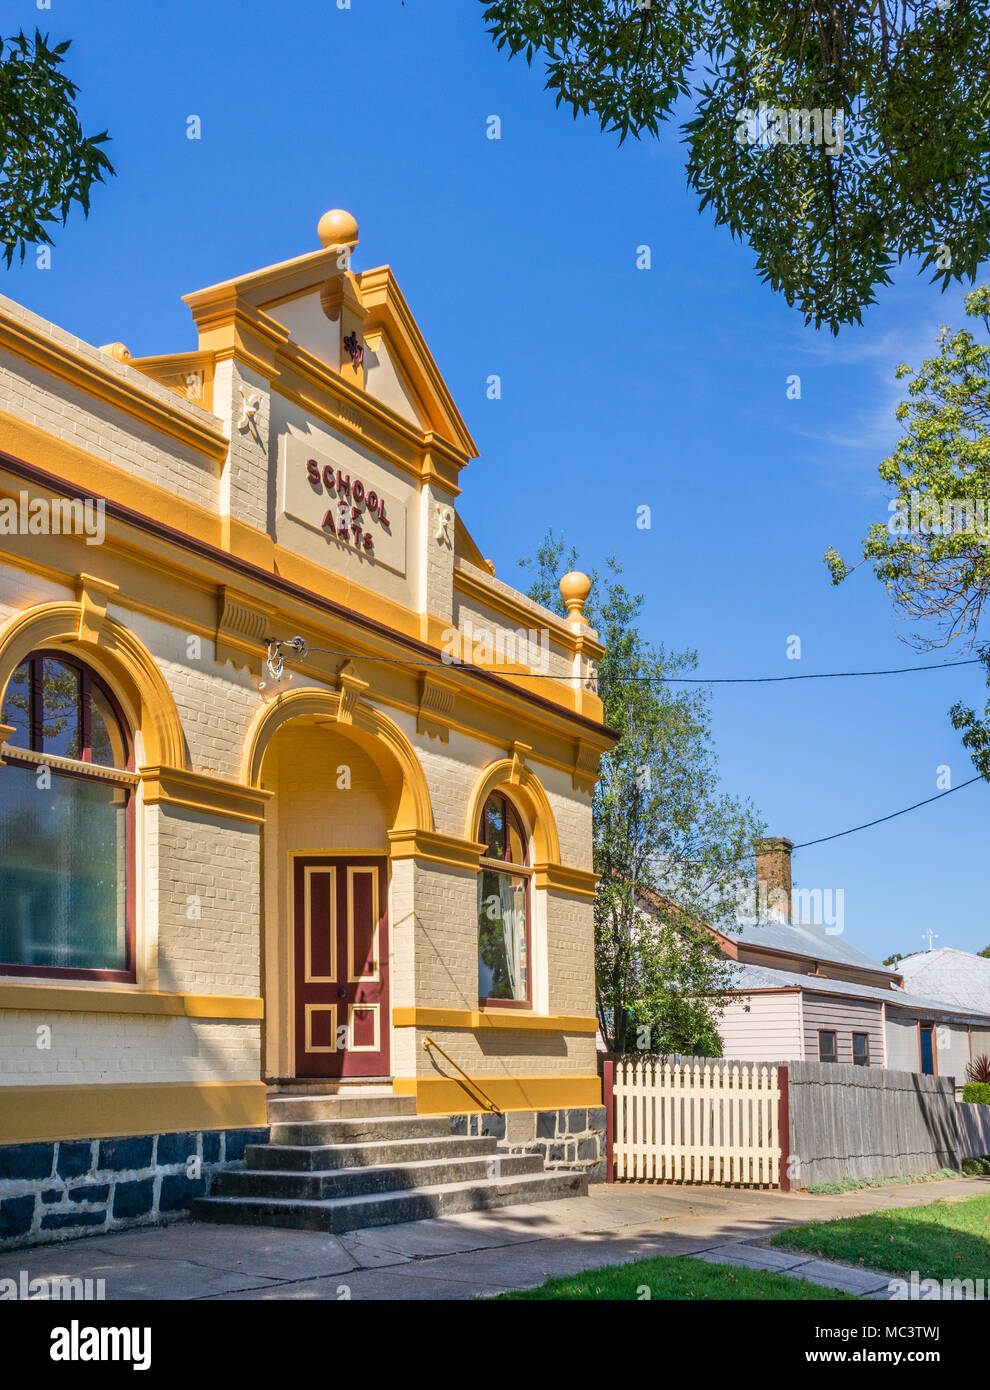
<box><xmin>608</xmin><ymin>1057</ymin><xmax>783</xmax><ymax>1186</ymax></box>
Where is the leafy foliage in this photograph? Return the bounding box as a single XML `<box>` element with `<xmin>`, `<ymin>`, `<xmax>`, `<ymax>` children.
<box><xmin>962</xmin><ymin>1081</ymin><xmax>990</xmax><ymax>1104</ymax></box>
<box><xmin>0</xmin><ymin>29</ymin><xmax>114</xmax><ymax>265</ymax></box>
<box><xmin>826</xmin><ymin>286</ymin><xmax>990</xmax><ymax>780</ymax></box>
<box><xmin>965</xmin><ymin>1053</ymin><xmax>990</xmax><ymax>1084</ymax></box>
<box><xmin>521</xmin><ymin>529</ymin><xmax>763</xmax><ymax>1054</ymax></box>
<box><xmin>480</xmin><ymin>0</ymin><xmax>990</xmax><ymax>331</ymax></box>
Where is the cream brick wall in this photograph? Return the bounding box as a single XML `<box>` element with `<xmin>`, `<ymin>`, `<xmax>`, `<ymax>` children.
<box><xmin>153</xmin><ymin>806</ymin><xmax>260</xmax><ymax>997</ymax></box>
<box><xmin>413</xmin><ymin>1025</ymin><xmax>596</xmax><ymax>1080</ymax></box>
<box><xmin>216</xmin><ymin>359</ymin><xmax>271</xmax><ymax>533</ymax></box>
<box><xmin>546</xmin><ymin>893</ymin><xmax>596</xmax><ymax>1016</ymax></box>
<box><xmin>0</xmin><ymin>297</ymin><xmax>223</xmax><ymax>512</ymax></box>
<box><xmin>106</xmin><ymin>605</ymin><xmax>265</xmax><ymax>781</ymax></box>
<box><xmin>0</xmin><ymin>1011</ymin><xmax>259</xmax><ymax>1086</ymax></box>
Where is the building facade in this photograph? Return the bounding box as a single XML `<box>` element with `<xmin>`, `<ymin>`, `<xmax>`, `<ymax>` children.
<box><xmin>0</xmin><ymin>209</ymin><xmax>612</xmax><ymax>1245</ymax></box>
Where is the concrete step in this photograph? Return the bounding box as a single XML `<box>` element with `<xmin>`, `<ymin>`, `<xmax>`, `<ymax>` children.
<box><xmin>266</xmin><ymin>1094</ymin><xmax>417</xmax><ymax>1123</ymax></box>
<box><xmin>211</xmin><ymin>1153</ymin><xmax>544</xmax><ymax>1201</ymax></box>
<box><xmin>269</xmin><ymin>1115</ymin><xmax>451</xmax><ymax>1146</ymax></box>
<box><xmin>192</xmin><ymin>1169</ymin><xmax>588</xmax><ymax>1234</ymax></box>
<box><xmin>246</xmin><ymin>1134</ymin><xmax>499</xmax><ymax>1172</ymax></box>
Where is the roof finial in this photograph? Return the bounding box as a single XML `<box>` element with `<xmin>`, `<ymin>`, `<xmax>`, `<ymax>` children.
<box><xmin>559</xmin><ymin>571</ymin><xmax>591</xmax><ymax>624</ymax></box>
<box><xmin>317</xmin><ymin>208</ymin><xmax>359</xmax><ymax>255</ymax></box>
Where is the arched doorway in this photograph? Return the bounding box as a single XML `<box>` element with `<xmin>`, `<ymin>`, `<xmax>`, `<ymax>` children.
<box><xmin>244</xmin><ymin>688</ymin><xmax>432</xmax><ymax>1082</ymax></box>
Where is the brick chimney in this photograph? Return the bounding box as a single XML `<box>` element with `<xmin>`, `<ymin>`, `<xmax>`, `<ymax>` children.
<box><xmin>755</xmin><ymin>836</ymin><xmax>793</xmax><ymax>923</ymax></box>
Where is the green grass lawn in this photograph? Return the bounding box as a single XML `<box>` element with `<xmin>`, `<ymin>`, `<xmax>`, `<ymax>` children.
<box><xmin>492</xmin><ymin>1254</ymin><xmax>854</xmax><ymax>1300</ymax></box>
<box><xmin>768</xmin><ymin>1193</ymin><xmax>990</xmax><ymax>1282</ymax></box>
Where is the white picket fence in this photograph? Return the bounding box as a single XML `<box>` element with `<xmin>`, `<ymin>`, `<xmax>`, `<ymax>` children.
<box><xmin>612</xmin><ymin>1058</ymin><xmax>781</xmax><ymax>1186</ymax></box>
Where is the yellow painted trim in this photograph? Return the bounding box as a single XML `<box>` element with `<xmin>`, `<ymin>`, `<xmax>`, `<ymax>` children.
<box><xmin>0</xmin><ymin>428</ymin><xmax>609</xmax><ymax>739</ymax></box>
<box><xmin>532</xmin><ymin>862</ymin><xmax>600</xmax><ymax>900</ymax></box>
<box><xmin>392</xmin><ymin>1007</ymin><xmax>598</xmax><ymax>1033</ymax></box>
<box><xmin>358</xmin><ymin>265</ymin><xmax>479</xmax><ymax>457</ymax></box>
<box><xmin>129</xmin><ymin>349</ymin><xmax>216</xmax><ymax>413</ymax></box>
<box><xmin>243</xmin><ymin>686</ymin><xmax>433</xmax><ymax>833</ymax></box>
<box><xmin>0</xmin><ymin>303</ymin><xmax>228</xmax><ymax>463</ymax></box>
<box><xmin>394</xmin><ymin>1074</ymin><xmax>602</xmax><ymax>1114</ymax></box>
<box><xmin>139</xmin><ymin>765</ymin><xmax>273</xmax><ymax>825</ymax></box>
<box><xmin>464</xmin><ymin>759</ymin><xmax>561</xmax><ymax>863</ymax></box>
<box><xmin>0</xmin><ymin>1081</ymin><xmax>268</xmax><ymax>1146</ymax></box>
<box><xmin>0</xmin><ymin>598</ymin><xmax>187</xmax><ymax>767</ymax></box>
<box><xmin>0</xmin><ymin>534</ymin><xmax>611</xmax><ymax>780</ymax></box>
<box><xmin>387</xmin><ymin>829</ymin><xmax>487</xmax><ymax>871</ymax></box>
<box><xmin>453</xmin><ymin>563</ymin><xmax>604</xmax><ymax>662</ymax></box>
<box><xmin>0</xmin><ymin>983</ymin><xmax>263</xmax><ymax>1019</ymax></box>
<box><xmin>0</xmin><ymin>411</ymin><xmax>222</xmax><ymax>549</ymax></box>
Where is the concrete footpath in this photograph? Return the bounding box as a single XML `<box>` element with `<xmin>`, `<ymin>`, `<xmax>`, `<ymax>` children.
<box><xmin>0</xmin><ymin>1175</ymin><xmax>981</xmax><ymax>1300</ymax></box>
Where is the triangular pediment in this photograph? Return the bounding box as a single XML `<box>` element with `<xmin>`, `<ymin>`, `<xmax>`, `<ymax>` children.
<box><xmin>182</xmin><ymin>234</ymin><xmax>476</xmax><ymax>459</ymax></box>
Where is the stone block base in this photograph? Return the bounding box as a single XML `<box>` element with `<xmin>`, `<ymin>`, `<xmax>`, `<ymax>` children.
<box><xmin>450</xmin><ymin>1107</ymin><xmax>607</xmax><ymax>1182</ymax></box>
<box><xmin>0</xmin><ymin>1127</ymin><xmax>269</xmax><ymax>1251</ymax></box>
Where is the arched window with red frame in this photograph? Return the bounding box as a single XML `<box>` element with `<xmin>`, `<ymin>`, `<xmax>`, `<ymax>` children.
<box><xmin>477</xmin><ymin>791</ymin><xmax>531</xmax><ymax>1006</ymax></box>
<box><xmin>0</xmin><ymin>650</ymin><xmax>135</xmax><ymax>979</ymax></box>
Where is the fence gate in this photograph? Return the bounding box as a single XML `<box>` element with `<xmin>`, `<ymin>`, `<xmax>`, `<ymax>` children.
<box><xmin>608</xmin><ymin>1058</ymin><xmax>782</xmax><ymax>1186</ymax></box>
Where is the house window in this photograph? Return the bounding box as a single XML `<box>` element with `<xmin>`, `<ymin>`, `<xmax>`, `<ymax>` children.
<box><xmin>477</xmin><ymin>791</ymin><xmax>530</xmax><ymax>1006</ymax></box>
<box><xmin>919</xmin><ymin>1023</ymin><xmax>937</xmax><ymax>1075</ymax></box>
<box><xmin>818</xmin><ymin>1030</ymin><xmax>837</xmax><ymax>1063</ymax></box>
<box><xmin>0</xmin><ymin>652</ymin><xmax>134</xmax><ymax>980</ymax></box>
<box><xmin>852</xmin><ymin>1032</ymin><xmax>870</xmax><ymax>1066</ymax></box>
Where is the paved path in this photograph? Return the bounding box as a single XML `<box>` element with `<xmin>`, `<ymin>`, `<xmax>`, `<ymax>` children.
<box><xmin>0</xmin><ymin>1175</ymin><xmax>982</xmax><ymax>1300</ymax></box>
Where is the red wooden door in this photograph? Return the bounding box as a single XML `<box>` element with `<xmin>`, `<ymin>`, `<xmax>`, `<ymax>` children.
<box><xmin>293</xmin><ymin>855</ymin><xmax>389</xmax><ymax>1078</ymax></box>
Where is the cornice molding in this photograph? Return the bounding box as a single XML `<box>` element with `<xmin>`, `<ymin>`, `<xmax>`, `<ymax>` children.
<box><xmin>0</xmin><ymin>302</ymin><xmax>228</xmax><ymax>464</ymax></box>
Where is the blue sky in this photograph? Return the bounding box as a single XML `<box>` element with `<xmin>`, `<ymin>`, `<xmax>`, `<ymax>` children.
<box><xmin>5</xmin><ymin>0</ymin><xmax>988</xmax><ymax>961</ymax></box>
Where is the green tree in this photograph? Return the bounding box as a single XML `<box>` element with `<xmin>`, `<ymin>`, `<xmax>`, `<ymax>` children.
<box><xmin>978</xmin><ymin>945</ymin><xmax>990</xmax><ymax>959</ymax></box>
<box><xmin>825</xmin><ymin>286</ymin><xmax>990</xmax><ymax>780</ymax></box>
<box><xmin>0</xmin><ymin>29</ymin><xmax>113</xmax><ymax>266</ymax></box>
<box><xmin>480</xmin><ymin>1</ymin><xmax>990</xmax><ymax>332</ymax></box>
<box><xmin>883</xmin><ymin>952</ymin><xmax>906</xmax><ymax>966</ymax></box>
<box><xmin>521</xmin><ymin>530</ymin><xmax>763</xmax><ymax>1055</ymax></box>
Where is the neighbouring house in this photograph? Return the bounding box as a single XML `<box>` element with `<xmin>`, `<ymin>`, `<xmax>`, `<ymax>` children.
<box><xmin>896</xmin><ymin>949</ymin><xmax>990</xmax><ymax>1068</ymax></box>
<box><xmin>0</xmin><ymin>207</ymin><xmax>614</xmax><ymax>1248</ymax></box>
<box><xmin>647</xmin><ymin>837</ymin><xmax>990</xmax><ymax>1091</ymax></box>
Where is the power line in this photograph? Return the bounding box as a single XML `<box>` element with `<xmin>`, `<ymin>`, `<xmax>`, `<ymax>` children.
<box><xmin>265</xmin><ymin>638</ymin><xmax>984</xmax><ymax>685</ymax></box>
<box><xmin>792</xmin><ymin>775</ymin><xmax>985</xmax><ymax>850</ymax></box>
<box><xmin>649</xmin><ymin>658</ymin><xmax>984</xmax><ymax>685</ymax></box>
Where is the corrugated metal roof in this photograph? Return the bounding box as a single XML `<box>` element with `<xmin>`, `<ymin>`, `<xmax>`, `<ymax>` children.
<box><xmin>728</xmin><ymin>960</ymin><xmax>990</xmax><ymax>1024</ymax></box>
<box><xmin>733</xmin><ymin>917</ymin><xmax>898</xmax><ymax>975</ymax></box>
<box><xmin>897</xmin><ymin>948</ymin><xmax>990</xmax><ymax>1014</ymax></box>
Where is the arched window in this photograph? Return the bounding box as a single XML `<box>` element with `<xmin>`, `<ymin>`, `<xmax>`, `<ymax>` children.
<box><xmin>477</xmin><ymin>791</ymin><xmax>531</xmax><ymax>1007</ymax></box>
<box><xmin>0</xmin><ymin>651</ymin><xmax>134</xmax><ymax>979</ymax></box>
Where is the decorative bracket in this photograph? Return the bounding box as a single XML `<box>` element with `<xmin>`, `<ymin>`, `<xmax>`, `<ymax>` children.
<box><xmin>572</xmin><ymin>739</ymin><xmax>601</xmax><ymax>795</ymax></box>
<box><xmin>216</xmin><ymin>587</ymin><xmax>278</xmax><ymax>675</ymax></box>
<box><xmin>509</xmin><ymin>741</ymin><xmax>531</xmax><ymax>785</ymax></box>
<box><xmin>336</xmin><ymin>661</ymin><xmax>370</xmax><ymax>725</ymax></box>
<box><xmin>417</xmin><ymin>671</ymin><xmax>459</xmax><ymax>743</ymax></box>
<box><xmin>76</xmin><ymin>574</ymin><xmax>120</xmax><ymax>645</ymax></box>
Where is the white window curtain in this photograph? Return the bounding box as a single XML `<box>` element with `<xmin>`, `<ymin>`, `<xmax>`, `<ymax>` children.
<box><xmin>497</xmin><ymin>874</ymin><xmax>523</xmax><ymax>998</ymax></box>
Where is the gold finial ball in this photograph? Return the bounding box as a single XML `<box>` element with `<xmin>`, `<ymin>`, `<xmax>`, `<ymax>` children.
<box><xmin>317</xmin><ymin>208</ymin><xmax>359</xmax><ymax>249</ymax></box>
<box><xmin>559</xmin><ymin>570</ymin><xmax>591</xmax><ymax>619</ymax></box>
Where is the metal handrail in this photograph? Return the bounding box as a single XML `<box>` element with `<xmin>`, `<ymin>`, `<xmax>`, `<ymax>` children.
<box><xmin>422</xmin><ymin>1037</ymin><xmax>501</xmax><ymax>1114</ymax></box>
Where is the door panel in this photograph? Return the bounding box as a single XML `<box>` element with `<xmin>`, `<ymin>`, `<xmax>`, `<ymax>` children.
<box><xmin>294</xmin><ymin>856</ymin><xmax>389</xmax><ymax>1078</ymax></box>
